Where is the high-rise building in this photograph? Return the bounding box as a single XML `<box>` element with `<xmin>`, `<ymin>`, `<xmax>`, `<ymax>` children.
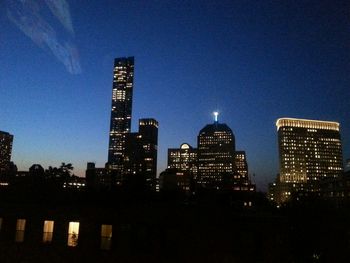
<box><xmin>197</xmin><ymin>117</ymin><xmax>236</xmax><ymax>189</ymax></box>
<box><xmin>108</xmin><ymin>57</ymin><xmax>134</xmax><ymax>173</ymax></box>
<box><xmin>168</xmin><ymin>143</ymin><xmax>197</xmax><ymax>177</ymax></box>
<box><xmin>277</xmin><ymin>118</ymin><xmax>343</xmax><ymax>184</ymax></box>
<box><xmin>235</xmin><ymin>151</ymin><xmax>248</xmax><ymax>180</ymax></box>
<box><xmin>138</xmin><ymin>118</ymin><xmax>158</xmax><ymax>183</ymax></box>
<box><xmin>0</xmin><ymin>131</ymin><xmax>13</xmax><ymax>173</ymax></box>
<box><xmin>270</xmin><ymin>118</ymin><xmax>343</xmax><ymax>204</ymax></box>
<box><xmin>124</xmin><ymin>119</ymin><xmax>158</xmax><ymax>185</ymax></box>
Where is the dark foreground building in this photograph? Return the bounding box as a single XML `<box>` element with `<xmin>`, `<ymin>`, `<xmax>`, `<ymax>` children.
<box><xmin>0</xmin><ymin>195</ymin><xmax>349</xmax><ymax>263</ymax></box>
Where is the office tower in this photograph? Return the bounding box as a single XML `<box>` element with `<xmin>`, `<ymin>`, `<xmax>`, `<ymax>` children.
<box><xmin>168</xmin><ymin>143</ymin><xmax>197</xmax><ymax>177</ymax></box>
<box><xmin>271</xmin><ymin>118</ymin><xmax>343</xmax><ymax>203</ymax></box>
<box><xmin>235</xmin><ymin>151</ymin><xmax>248</xmax><ymax>180</ymax></box>
<box><xmin>0</xmin><ymin>131</ymin><xmax>13</xmax><ymax>173</ymax></box>
<box><xmin>277</xmin><ymin>118</ymin><xmax>343</xmax><ymax>183</ymax></box>
<box><xmin>108</xmin><ymin>57</ymin><xmax>134</xmax><ymax>173</ymax></box>
<box><xmin>138</xmin><ymin>118</ymin><xmax>158</xmax><ymax>183</ymax></box>
<box><xmin>197</xmin><ymin>116</ymin><xmax>236</xmax><ymax>189</ymax></box>
<box><xmin>162</xmin><ymin>143</ymin><xmax>197</xmax><ymax>193</ymax></box>
<box><xmin>124</xmin><ymin>119</ymin><xmax>158</xmax><ymax>185</ymax></box>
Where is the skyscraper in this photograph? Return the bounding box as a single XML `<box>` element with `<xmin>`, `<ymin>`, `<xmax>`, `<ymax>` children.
<box><xmin>124</xmin><ymin>119</ymin><xmax>158</xmax><ymax>186</ymax></box>
<box><xmin>138</xmin><ymin>118</ymin><xmax>158</xmax><ymax>183</ymax></box>
<box><xmin>0</xmin><ymin>131</ymin><xmax>13</xmax><ymax>173</ymax></box>
<box><xmin>197</xmin><ymin>116</ymin><xmax>236</xmax><ymax>189</ymax></box>
<box><xmin>270</xmin><ymin>117</ymin><xmax>343</xmax><ymax>203</ymax></box>
<box><xmin>108</xmin><ymin>57</ymin><xmax>134</xmax><ymax>173</ymax></box>
<box><xmin>277</xmin><ymin>118</ymin><xmax>343</xmax><ymax>184</ymax></box>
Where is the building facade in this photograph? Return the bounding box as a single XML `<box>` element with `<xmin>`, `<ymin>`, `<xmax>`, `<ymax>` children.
<box><xmin>168</xmin><ymin>143</ymin><xmax>197</xmax><ymax>178</ymax></box>
<box><xmin>0</xmin><ymin>131</ymin><xmax>13</xmax><ymax>173</ymax></box>
<box><xmin>108</xmin><ymin>57</ymin><xmax>134</xmax><ymax>173</ymax></box>
<box><xmin>235</xmin><ymin>151</ymin><xmax>248</xmax><ymax>181</ymax></box>
<box><xmin>271</xmin><ymin>118</ymin><xmax>343</xmax><ymax>204</ymax></box>
<box><xmin>124</xmin><ymin>118</ymin><xmax>158</xmax><ymax>185</ymax></box>
<box><xmin>197</xmin><ymin>121</ymin><xmax>236</xmax><ymax>189</ymax></box>
<box><xmin>234</xmin><ymin>151</ymin><xmax>255</xmax><ymax>191</ymax></box>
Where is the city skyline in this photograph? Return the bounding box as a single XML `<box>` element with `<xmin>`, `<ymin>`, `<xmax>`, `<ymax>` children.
<box><xmin>1</xmin><ymin>1</ymin><xmax>350</xmax><ymax>191</ymax></box>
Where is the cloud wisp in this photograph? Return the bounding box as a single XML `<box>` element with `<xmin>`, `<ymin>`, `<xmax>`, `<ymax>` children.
<box><xmin>7</xmin><ymin>0</ymin><xmax>82</xmax><ymax>74</ymax></box>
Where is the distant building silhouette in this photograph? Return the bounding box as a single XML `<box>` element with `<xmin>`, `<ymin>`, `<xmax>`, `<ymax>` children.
<box><xmin>94</xmin><ymin>57</ymin><xmax>159</xmax><ymax>188</ymax></box>
<box><xmin>270</xmin><ymin>118</ymin><xmax>343</xmax><ymax>204</ymax></box>
<box><xmin>108</xmin><ymin>57</ymin><xmax>134</xmax><ymax>176</ymax></box>
<box><xmin>163</xmin><ymin>114</ymin><xmax>255</xmax><ymax>192</ymax></box>
<box><xmin>159</xmin><ymin>168</ymin><xmax>193</xmax><ymax>193</ymax></box>
<box><xmin>86</xmin><ymin>163</ymin><xmax>112</xmax><ymax>191</ymax></box>
<box><xmin>0</xmin><ymin>131</ymin><xmax>13</xmax><ymax>173</ymax></box>
<box><xmin>124</xmin><ymin>118</ymin><xmax>158</xmax><ymax>186</ymax></box>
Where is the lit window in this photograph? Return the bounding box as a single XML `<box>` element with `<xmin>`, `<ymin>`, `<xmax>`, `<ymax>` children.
<box><xmin>15</xmin><ymin>219</ymin><xmax>26</xmax><ymax>242</ymax></box>
<box><xmin>67</xmin><ymin>222</ymin><xmax>80</xmax><ymax>247</ymax></box>
<box><xmin>43</xmin><ymin>220</ymin><xmax>54</xmax><ymax>243</ymax></box>
<box><xmin>101</xmin><ymin>224</ymin><xmax>112</xmax><ymax>250</ymax></box>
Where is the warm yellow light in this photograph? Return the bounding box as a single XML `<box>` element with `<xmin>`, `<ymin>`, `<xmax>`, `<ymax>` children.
<box><xmin>43</xmin><ymin>220</ymin><xmax>54</xmax><ymax>243</ymax></box>
<box><xmin>276</xmin><ymin>118</ymin><xmax>339</xmax><ymax>131</ymax></box>
<box><xmin>68</xmin><ymin>222</ymin><xmax>80</xmax><ymax>247</ymax></box>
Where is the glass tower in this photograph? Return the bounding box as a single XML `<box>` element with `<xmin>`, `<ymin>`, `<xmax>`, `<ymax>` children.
<box><xmin>108</xmin><ymin>57</ymin><xmax>134</xmax><ymax>173</ymax></box>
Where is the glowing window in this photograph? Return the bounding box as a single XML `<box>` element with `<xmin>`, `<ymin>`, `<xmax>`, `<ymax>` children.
<box><xmin>43</xmin><ymin>220</ymin><xmax>54</xmax><ymax>243</ymax></box>
<box><xmin>15</xmin><ymin>219</ymin><xmax>26</xmax><ymax>242</ymax></box>
<box><xmin>101</xmin><ymin>224</ymin><xmax>112</xmax><ymax>250</ymax></box>
<box><xmin>67</xmin><ymin>222</ymin><xmax>80</xmax><ymax>247</ymax></box>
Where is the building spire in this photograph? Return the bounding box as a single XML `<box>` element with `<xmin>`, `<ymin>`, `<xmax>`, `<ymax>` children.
<box><xmin>213</xmin><ymin>111</ymin><xmax>219</xmax><ymax>123</ymax></box>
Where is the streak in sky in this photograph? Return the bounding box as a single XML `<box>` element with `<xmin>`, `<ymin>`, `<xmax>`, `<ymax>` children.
<box><xmin>6</xmin><ymin>0</ymin><xmax>81</xmax><ymax>74</ymax></box>
<box><xmin>45</xmin><ymin>0</ymin><xmax>75</xmax><ymax>35</ymax></box>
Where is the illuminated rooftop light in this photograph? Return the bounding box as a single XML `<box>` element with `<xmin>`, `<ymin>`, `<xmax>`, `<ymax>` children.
<box><xmin>213</xmin><ymin>111</ymin><xmax>219</xmax><ymax>122</ymax></box>
<box><xmin>276</xmin><ymin>118</ymin><xmax>339</xmax><ymax>131</ymax></box>
<box><xmin>180</xmin><ymin>143</ymin><xmax>190</xmax><ymax>149</ymax></box>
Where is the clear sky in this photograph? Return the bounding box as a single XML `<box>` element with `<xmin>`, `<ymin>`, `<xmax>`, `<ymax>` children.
<box><xmin>1</xmin><ymin>0</ymin><xmax>350</xmax><ymax>191</ymax></box>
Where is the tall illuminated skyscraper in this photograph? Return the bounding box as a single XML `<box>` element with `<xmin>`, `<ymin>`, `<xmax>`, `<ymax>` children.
<box><xmin>270</xmin><ymin>118</ymin><xmax>343</xmax><ymax>203</ymax></box>
<box><xmin>197</xmin><ymin>114</ymin><xmax>236</xmax><ymax>189</ymax></box>
<box><xmin>108</xmin><ymin>57</ymin><xmax>134</xmax><ymax>173</ymax></box>
<box><xmin>277</xmin><ymin>118</ymin><xmax>343</xmax><ymax>184</ymax></box>
<box><xmin>0</xmin><ymin>131</ymin><xmax>13</xmax><ymax>173</ymax></box>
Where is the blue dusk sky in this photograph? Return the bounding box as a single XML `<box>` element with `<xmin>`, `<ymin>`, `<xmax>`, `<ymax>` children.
<box><xmin>1</xmin><ymin>0</ymin><xmax>350</xmax><ymax>191</ymax></box>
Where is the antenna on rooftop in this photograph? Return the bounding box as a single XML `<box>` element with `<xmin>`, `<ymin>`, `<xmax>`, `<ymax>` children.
<box><xmin>213</xmin><ymin>111</ymin><xmax>219</xmax><ymax>123</ymax></box>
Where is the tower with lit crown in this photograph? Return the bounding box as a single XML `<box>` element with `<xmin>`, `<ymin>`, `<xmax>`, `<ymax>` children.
<box><xmin>269</xmin><ymin>117</ymin><xmax>344</xmax><ymax>204</ymax></box>
<box><xmin>197</xmin><ymin>112</ymin><xmax>236</xmax><ymax>189</ymax></box>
